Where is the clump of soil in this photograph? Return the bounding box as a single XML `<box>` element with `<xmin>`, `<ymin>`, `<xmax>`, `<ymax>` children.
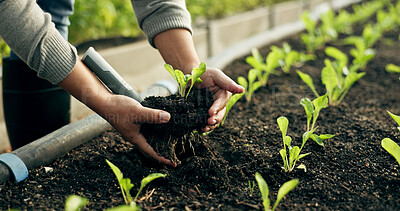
<box><xmin>140</xmin><ymin>88</ymin><xmax>214</xmax><ymax>164</ymax></box>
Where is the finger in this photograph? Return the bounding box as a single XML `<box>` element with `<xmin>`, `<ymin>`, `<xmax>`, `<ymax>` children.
<box><xmin>211</xmin><ymin>69</ymin><xmax>245</xmax><ymax>94</ymax></box>
<box><xmin>208</xmin><ymin>106</ymin><xmax>226</xmax><ymax>126</ymax></box>
<box><xmin>135</xmin><ymin>106</ymin><xmax>171</xmax><ymax>124</ymax></box>
<box><xmin>208</xmin><ymin>90</ymin><xmax>231</xmax><ymax>116</ymax></box>
<box><xmin>134</xmin><ymin>134</ymin><xmax>177</xmax><ymax>167</ymax></box>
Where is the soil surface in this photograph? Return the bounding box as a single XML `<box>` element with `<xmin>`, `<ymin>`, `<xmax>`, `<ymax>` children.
<box><xmin>2</xmin><ymin>3</ymin><xmax>400</xmax><ymax>211</ymax></box>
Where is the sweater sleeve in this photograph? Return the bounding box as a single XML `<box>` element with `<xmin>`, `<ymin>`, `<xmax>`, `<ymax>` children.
<box><xmin>131</xmin><ymin>0</ymin><xmax>192</xmax><ymax>48</ymax></box>
<box><xmin>0</xmin><ymin>0</ymin><xmax>77</xmax><ymax>85</ymax></box>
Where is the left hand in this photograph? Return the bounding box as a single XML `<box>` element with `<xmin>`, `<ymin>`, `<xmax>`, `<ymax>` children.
<box><xmin>197</xmin><ymin>67</ymin><xmax>245</xmax><ymax>132</ymax></box>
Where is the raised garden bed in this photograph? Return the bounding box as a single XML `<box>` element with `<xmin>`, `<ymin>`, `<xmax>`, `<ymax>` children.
<box><xmin>1</xmin><ymin>2</ymin><xmax>400</xmax><ymax>210</ymax></box>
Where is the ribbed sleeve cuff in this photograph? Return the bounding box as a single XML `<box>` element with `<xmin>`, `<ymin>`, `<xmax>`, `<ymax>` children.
<box><xmin>143</xmin><ymin>14</ymin><xmax>193</xmax><ymax>48</ymax></box>
<box><xmin>29</xmin><ymin>31</ymin><xmax>78</xmax><ymax>85</ymax></box>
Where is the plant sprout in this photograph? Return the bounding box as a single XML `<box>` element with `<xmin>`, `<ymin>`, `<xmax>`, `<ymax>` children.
<box><xmin>386</xmin><ymin>64</ymin><xmax>400</xmax><ymax>79</ymax></box>
<box><xmin>106</xmin><ymin>159</ymin><xmax>166</xmax><ymax>205</ymax></box>
<box><xmin>221</xmin><ymin>92</ymin><xmax>245</xmax><ymax>126</ymax></box>
<box><xmin>270</xmin><ymin>42</ymin><xmax>315</xmax><ymax>74</ymax></box>
<box><xmin>381</xmin><ymin>111</ymin><xmax>400</xmax><ymax>166</ymax></box>
<box><xmin>246</xmin><ymin>48</ymin><xmax>280</xmax><ymax>86</ymax></box>
<box><xmin>255</xmin><ymin>172</ymin><xmax>298</xmax><ymax>211</ymax></box>
<box><xmin>165</xmin><ymin>62</ymin><xmax>206</xmax><ymax>98</ymax></box>
<box><xmin>300</xmin><ymin>11</ymin><xmax>325</xmax><ymax>53</ymax></box>
<box><xmin>278</xmin><ymin>96</ymin><xmax>333</xmax><ymax>172</ymax></box>
<box><xmin>249</xmin><ymin>180</ymin><xmax>255</xmax><ymax>197</ymax></box>
<box><xmin>238</xmin><ymin>69</ymin><xmax>261</xmax><ymax>102</ymax></box>
<box><xmin>64</xmin><ymin>194</ymin><xmax>140</xmax><ymax>211</ymax></box>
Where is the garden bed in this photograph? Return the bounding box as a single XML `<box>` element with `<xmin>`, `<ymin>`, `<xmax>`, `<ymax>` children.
<box><xmin>2</xmin><ymin>3</ymin><xmax>400</xmax><ymax>211</ymax></box>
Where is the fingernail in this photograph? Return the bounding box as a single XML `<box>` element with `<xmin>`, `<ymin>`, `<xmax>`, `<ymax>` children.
<box><xmin>212</xmin><ymin>119</ymin><xmax>217</xmax><ymax>124</ymax></box>
<box><xmin>160</xmin><ymin>112</ymin><xmax>170</xmax><ymax>123</ymax></box>
<box><xmin>204</xmin><ymin>127</ymin><xmax>210</xmax><ymax>132</ymax></box>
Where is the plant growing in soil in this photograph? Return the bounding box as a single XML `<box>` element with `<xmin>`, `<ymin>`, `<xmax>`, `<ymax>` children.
<box><xmin>222</xmin><ymin>92</ymin><xmax>245</xmax><ymax>126</ymax></box>
<box><xmin>278</xmin><ymin>96</ymin><xmax>333</xmax><ymax>172</ymax></box>
<box><xmin>246</xmin><ymin>48</ymin><xmax>280</xmax><ymax>86</ymax></box>
<box><xmin>255</xmin><ymin>172</ymin><xmax>298</xmax><ymax>211</ymax></box>
<box><xmin>270</xmin><ymin>42</ymin><xmax>315</xmax><ymax>74</ymax></box>
<box><xmin>381</xmin><ymin>111</ymin><xmax>400</xmax><ymax>166</ymax></box>
<box><xmin>297</xmin><ymin>48</ymin><xmax>365</xmax><ymax>106</ymax></box>
<box><xmin>164</xmin><ymin>62</ymin><xmax>206</xmax><ymax>98</ymax></box>
<box><xmin>65</xmin><ymin>195</ymin><xmax>89</xmax><ymax>211</ymax></box>
<box><xmin>300</xmin><ymin>11</ymin><xmax>325</xmax><ymax>53</ymax></box>
<box><xmin>238</xmin><ymin>69</ymin><xmax>261</xmax><ymax>102</ymax></box>
<box><xmin>106</xmin><ymin>159</ymin><xmax>166</xmax><ymax>205</ymax></box>
<box><xmin>386</xmin><ymin>63</ymin><xmax>400</xmax><ymax>74</ymax></box>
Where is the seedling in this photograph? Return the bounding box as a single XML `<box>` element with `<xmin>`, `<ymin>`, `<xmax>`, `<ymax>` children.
<box><xmin>249</xmin><ymin>180</ymin><xmax>255</xmax><ymax>197</ymax></box>
<box><xmin>238</xmin><ymin>69</ymin><xmax>261</xmax><ymax>102</ymax></box>
<box><xmin>255</xmin><ymin>172</ymin><xmax>298</xmax><ymax>211</ymax></box>
<box><xmin>165</xmin><ymin>62</ymin><xmax>206</xmax><ymax>98</ymax></box>
<box><xmin>297</xmin><ymin>48</ymin><xmax>365</xmax><ymax>106</ymax></box>
<box><xmin>270</xmin><ymin>42</ymin><xmax>315</xmax><ymax>74</ymax></box>
<box><xmin>300</xmin><ymin>11</ymin><xmax>325</xmax><ymax>53</ymax></box>
<box><xmin>386</xmin><ymin>64</ymin><xmax>400</xmax><ymax>73</ymax></box>
<box><xmin>106</xmin><ymin>159</ymin><xmax>166</xmax><ymax>205</ymax></box>
<box><xmin>246</xmin><ymin>48</ymin><xmax>280</xmax><ymax>86</ymax></box>
<box><xmin>278</xmin><ymin>96</ymin><xmax>333</xmax><ymax>172</ymax></box>
<box><xmin>221</xmin><ymin>92</ymin><xmax>245</xmax><ymax>126</ymax></box>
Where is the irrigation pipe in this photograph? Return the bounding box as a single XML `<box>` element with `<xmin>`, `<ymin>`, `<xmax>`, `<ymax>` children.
<box><xmin>0</xmin><ymin>0</ymin><xmax>359</xmax><ymax>184</ymax></box>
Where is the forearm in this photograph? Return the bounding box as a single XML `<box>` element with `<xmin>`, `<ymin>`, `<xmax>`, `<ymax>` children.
<box><xmin>154</xmin><ymin>28</ymin><xmax>200</xmax><ymax>74</ymax></box>
<box><xmin>58</xmin><ymin>60</ymin><xmax>113</xmax><ymax>115</ymax></box>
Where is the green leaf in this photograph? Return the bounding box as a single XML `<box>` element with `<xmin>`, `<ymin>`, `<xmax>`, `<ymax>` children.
<box><xmin>300</xmin><ymin>98</ymin><xmax>314</xmax><ymax>131</ymax></box>
<box><xmin>164</xmin><ymin>64</ymin><xmax>176</xmax><ymax>81</ymax></box>
<box><xmin>381</xmin><ymin>138</ymin><xmax>400</xmax><ymax>165</ymax></box>
<box><xmin>284</xmin><ymin>136</ymin><xmax>292</xmax><ymax>147</ymax></box>
<box><xmin>134</xmin><ymin>173</ymin><xmax>167</xmax><ymax>200</ymax></box>
<box><xmin>277</xmin><ymin>116</ymin><xmax>289</xmax><ymax>140</ymax></box>
<box><xmin>297</xmin><ymin>152</ymin><xmax>311</xmax><ymax>160</ymax></box>
<box><xmin>321</xmin><ymin>60</ymin><xmax>338</xmax><ymax>99</ymax></box>
<box><xmin>296</xmin><ymin>164</ymin><xmax>307</xmax><ymax>172</ymax></box>
<box><xmin>251</xmin><ymin>48</ymin><xmax>264</xmax><ymax>63</ymax></box>
<box><xmin>343</xmin><ymin>72</ymin><xmax>365</xmax><ymax>91</ymax></box>
<box><xmin>280</xmin><ymin>149</ymin><xmax>288</xmax><ymax>170</ymax></box>
<box><xmin>302</xmin><ymin>127</ymin><xmax>317</xmax><ymax>147</ymax></box>
<box><xmin>284</xmin><ymin>51</ymin><xmax>299</xmax><ymax>73</ymax></box>
<box><xmin>296</xmin><ymin>71</ymin><xmax>320</xmax><ymax>97</ymax></box>
<box><xmin>106</xmin><ymin>159</ymin><xmax>123</xmax><ymax>181</ymax></box>
<box><xmin>311</xmin><ymin>95</ymin><xmax>328</xmax><ymax>129</ymax></box>
<box><xmin>174</xmin><ymin>70</ymin><xmax>186</xmax><ymax>96</ymax></box>
<box><xmin>266</xmin><ymin>51</ymin><xmax>282</xmax><ymax>72</ymax></box>
<box><xmin>248</xmin><ymin>69</ymin><xmax>258</xmax><ymax>84</ymax></box>
<box><xmin>325</xmin><ymin>47</ymin><xmax>348</xmax><ymax>70</ymax></box>
<box><xmin>289</xmin><ymin>146</ymin><xmax>300</xmax><ymax>167</ymax></box>
<box><xmin>238</xmin><ymin>76</ymin><xmax>248</xmax><ymax>90</ymax></box>
<box><xmin>105</xmin><ymin>203</ymin><xmax>141</xmax><ymax>211</ymax></box>
<box><xmin>106</xmin><ymin>159</ymin><xmax>133</xmax><ymax>204</ymax></box>
<box><xmin>222</xmin><ymin>93</ymin><xmax>245</xmax><ymax>126</ymax></box>
<box><xmin>255</xmin><ymin>172</ymin><xmax>270</xmax><ymax>211</ymax></box>
<box><xmin>186</xmin><ymin>62</ymin><xmax>206</xmax><ymax>98</ymax></box>
<box><xmin>65</xmin><ymin>195</ymin><xmax>88</xmax><ymax>211</ymax></box>
<box><xmin>387</xmin><ymin>110</ymin><xmax>400</xmax><ymax>129</ymax></box>
<box><xmin>386</xmin><ymin>64</ymin><xmax>400</xmax><ymax>73</ymax></box>
<box><xmin>272</xmin><ymin>179</ymin><xmax>299</xmax><ymax>211</ymax></box>
<box><xmin>120</xmin><ymin>178</ymin><xmax>134</xmax><ymax>203</ymax></box>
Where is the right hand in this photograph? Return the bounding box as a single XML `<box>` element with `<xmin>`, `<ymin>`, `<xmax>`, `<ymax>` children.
<box><xmin>99</xmin><ymin>94</ymin><xmax>176</xmax><ymax>167</ymax></box>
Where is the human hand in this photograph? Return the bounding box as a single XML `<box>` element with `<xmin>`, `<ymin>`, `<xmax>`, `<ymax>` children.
<box><xmin>197</xmin><ymin>67</ymin><xmax>245</xmax><ymax>132</ymax></box>
<box><xmin>101</xmin><ymin>94</ymin><xmax>176</xmax><ymax>167</ymax></box>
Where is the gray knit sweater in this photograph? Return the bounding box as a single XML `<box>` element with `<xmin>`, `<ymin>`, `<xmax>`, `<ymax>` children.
<box><xmin>0</xmin><ymin>0</ymin><xmax>192</xmax><ymax>85</ymax></box>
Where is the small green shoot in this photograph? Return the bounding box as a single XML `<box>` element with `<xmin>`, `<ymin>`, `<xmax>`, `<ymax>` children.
<box><xmin>300</xmin><ymin>11</ymin><xmax>325</xmax><ymax>53</ymax></box>
<box><xmin>106</xmin><ymin>159</ymin><xmax>167</xmax><ymax>205</ymax></box>
<box><xmin>270</xmin><ymin>42</ymin><xmax>315</xmax><ymax>74</ymax></box>
<box><xmin>386</xmin><ymin>64</ymin><xmax>400</xmax><ymax>76</ymax></box>
<box><xmin>387</xmin><ymin>110</ymin><xmax>400</xmax><ymax>132</ymax></box>
<box><xmin>221</xmin><ymin>92</ymin><xmax>245</xmax><ymax>126</ymax></box>
<box><xmin>255</xmin><ymin>172</ymin><xmax>298</xmax><ymax>211</ymax></box>
<box><xmin>249</xmin><ymin>180</ymin><xmax>255</xmax><ymax>197</ymax></box>
<box><xmin>165</xmin><ymin>62</ymin><xmax>206</xmax><ymax>98</ymax></box>
<box><xmin>246</xmin><ymin>48</ymin><xmax>280</xmax><ymax>86</ymax></box>
<box><xmin>382</xmin><ymin>138</ymin><xmax>400</xmax><ymax>166</ymax></box>
<box><xmin>238</xmin><ymin>69</ymin><xmax>261</xmax><ymax>102</ymax></box>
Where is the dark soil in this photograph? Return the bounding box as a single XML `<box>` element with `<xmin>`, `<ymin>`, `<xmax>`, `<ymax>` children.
<box><xmin>2</xmin><ymin>3</ymin><xmax>400</xmax><ymax>211</ymax></box>
<box><xmin>140</xmin><ymin>88</ymin><xmax>214</xmax><ymax>165</ymax></box>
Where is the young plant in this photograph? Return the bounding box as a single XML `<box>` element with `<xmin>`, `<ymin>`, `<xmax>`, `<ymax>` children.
<box><xmin>64</xmin><ymin>194</ymin><xmax>140</xmax><ymax>211</ymax></box>
<box><xmin>270</xmin><ymin>42</ymin><xmax>315</xmax><ymax>74</ymax></box>
<box><xmin>248</xmin><ymin>180</ymin><xmax>255</xmax><ymax>197</ymax></box>
<box><xmin>106</xmin><ymin>159</ymin><xmax>166</xmax><ymax>205</ymax></box>
<box><xmin>221</xmin><ymin>92</ymin><xmax>245</xmax><ymax>126</ymax></box>
<box><xmin>255</xmin><ymin>172</ymin><xmax>298</xmax><ymax>211</ymax></box>
<box><xmin>297</xmin><ymin>48</ymin><xmax>365</xmax><ymax>106</ymax></box>
<box><xmin>246</xmin><ymin>48</ymin><xmax>280</xmax><ymax>86</ymax></box>
<box><xmin>164</xmin><ymin>62</ymin><xmax>206</xmax><ymax>98</ymax></box>
<box><xmin>278</xmin><ymin>96</ymin><xmax>333</xmax><ymax>172</ymax></box>
<box><xmin>238</xmin><ymin>69</ymin><xmax>261</xmax><ymax>102</ymax></box>
<box><xmin>386</xmin><ymin>63</ymin><xmax>400</xmax><ymax>74</ymax></box>
<box><xmin>300</xmin><ymin>11</ymin><xmax>325</xmax><ymax>53</ymax></box>
<box><xmin>381</xmin><ymin>111</ymin><xmax>400</xmax><ymax>166</ymax></box>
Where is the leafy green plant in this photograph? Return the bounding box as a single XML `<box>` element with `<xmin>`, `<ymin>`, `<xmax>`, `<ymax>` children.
<box><xmin>297</xmin><ymin>48</ymin><xmax>365</xmax><ymax>106</ymax></box>
<box><xmin>106</xmin><ymin>159</ymin><xmax>166</xmax><ymax>205</ymax></box>
<box><xmin>278</xmin><ymin>96</ymin><xmax>333</xmax><ymax>172</ymax></box>
<box><xmin>246</xmin><ymin>48</ymin><xmax>280</xmax><ymax>86</ymax></box>
<box><xmin>164</xmin><ymin>62</ymin><xmax>206</xmax><ymax>98</ymax></box>
<box><xmin>270</xmin><ymin>42</ymin><xmax>315</xmax><ymax>74</ymax></box>
<box><xmin>222</xmin><ymin>92</ymin><xmax>245</xmax><ymax>126</ymax></box>
<box><xmin>238</xmin><ymin>69</ymin><xmax>261</xmax><ymax>102</ymax></box>
<box><xmin>255</xmin><ymin>172</ymin><xmax>298</xmax><ymax>211</ymax></box>
<box><xmin>300</xmin><ymin>11</ymin><xmax>325</xmax><ymax>53</ymax></box>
